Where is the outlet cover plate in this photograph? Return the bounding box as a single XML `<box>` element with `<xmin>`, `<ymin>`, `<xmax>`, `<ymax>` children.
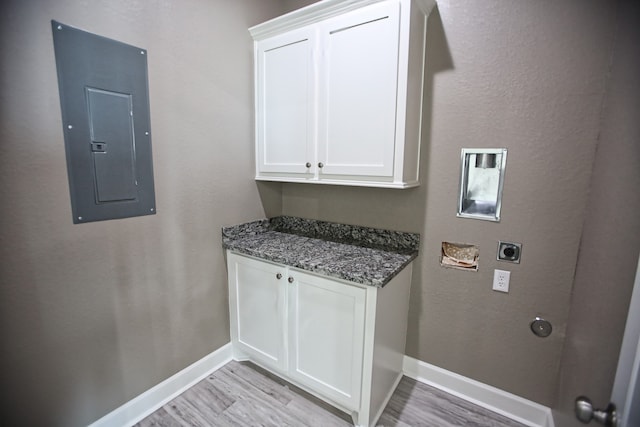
<box><xmin>493</xmin><ymin>269</ymin><xmax>510</xmax><ymax>293</ymax></box>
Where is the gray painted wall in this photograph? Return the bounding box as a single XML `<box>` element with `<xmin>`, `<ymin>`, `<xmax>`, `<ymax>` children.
<box><xmin>1</xmin><ymin>0</ymin><xmax>638</xmax><ymax>425</ymax></box>
<box><xmin>0</xmin><ymin>1</ymin><xmax>284</xmax><ymax>426</ymax></box>
<box><xmin>554</xmin><ymin>0</ymin><xmax>640</xmax><ymax>425</ymax></box>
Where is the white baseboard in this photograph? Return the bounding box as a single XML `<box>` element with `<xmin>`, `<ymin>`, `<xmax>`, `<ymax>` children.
<box><xmin>87</xmin><ymin>347</ymin><xmax>554</xmax><ymax>427</ymax></box>
<box><xmin>402</xmin><ymin>356</ymin><xmax>555</xmax><ymax>427</ymax></box>
<box><xmin>89</xmin><ymin>343</ymin><xmax>233</xmax><ymax>427</ymax></box>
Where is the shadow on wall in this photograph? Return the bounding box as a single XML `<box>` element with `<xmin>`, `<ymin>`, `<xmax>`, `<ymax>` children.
<box><xmin>256</xmin><ymin>181</ymin><xmax>284</xmax><ymax>217</ymax></box>
<box><xmin>404</xmin><ymin>4</ymin><xmax>454</xmax><ymax>362</ymax></box>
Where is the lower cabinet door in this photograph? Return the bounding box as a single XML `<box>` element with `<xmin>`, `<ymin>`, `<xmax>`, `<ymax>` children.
<box><xmin>288</xmin><ymin>269</ymin><xmax>366</xmax><ymax>410</ymax></box>
<box><xmin>228</xmin><ymin>253</ymin><xmax>287</xmax><ymax>372</ymax></box>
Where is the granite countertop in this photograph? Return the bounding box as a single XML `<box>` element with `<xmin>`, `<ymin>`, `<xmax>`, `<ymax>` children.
<box><xmin>222</xmin><ymin>216</ymin><xmax>419</xmax><ymax>287</ymax></box>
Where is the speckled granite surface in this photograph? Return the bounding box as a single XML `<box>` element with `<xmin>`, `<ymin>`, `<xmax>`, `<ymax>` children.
<box><xmin>222</xmin><ymin>216</ymin><xmax>419</xmax><ymax>287</ymax></box>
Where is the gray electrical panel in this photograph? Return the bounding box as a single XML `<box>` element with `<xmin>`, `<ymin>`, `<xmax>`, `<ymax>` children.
<box><xmin>52</xmin><ymin>20</ymin><xmax>156</xmax><ymax>223</ymax></box>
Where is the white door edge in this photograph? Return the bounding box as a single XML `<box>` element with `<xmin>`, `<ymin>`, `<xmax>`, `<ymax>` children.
<box><xmin>611</xmin><ymin>254</ymin><xmax>640</xmax><ymax>427</ymax></box>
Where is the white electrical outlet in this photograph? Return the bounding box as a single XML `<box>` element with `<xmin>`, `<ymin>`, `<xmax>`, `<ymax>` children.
<box><xmin>493</xmin><ymin>269</ymin><xmax>510</xmax><ymax>293</ymax></box>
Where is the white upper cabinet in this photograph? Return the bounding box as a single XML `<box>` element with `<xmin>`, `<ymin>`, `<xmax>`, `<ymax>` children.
<box><xmin>251</xmin><ymin>0</ymin><xmax>435</xmax><ymax>189</ymax></box>
<box><xmin>257</xmin><ymin>28</ymin><xmax>315</xmax><ymax>176</ymax></box>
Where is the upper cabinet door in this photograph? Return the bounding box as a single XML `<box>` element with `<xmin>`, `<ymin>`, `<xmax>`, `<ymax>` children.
<box><xmin>318</xmin><ymin>1</ymin><xmax>400</xmax><ymax>178</ymax></box>
<box><xmin>256</xmin><ymin>28</ymin><xmax>316</xmax><ymax>175</ymax></box>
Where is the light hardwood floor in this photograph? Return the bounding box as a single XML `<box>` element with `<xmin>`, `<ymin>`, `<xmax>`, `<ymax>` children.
<box><xmin>135</xmin><ymin>361</ymin><xmax>527</xmax><ymax>427</ymax></box>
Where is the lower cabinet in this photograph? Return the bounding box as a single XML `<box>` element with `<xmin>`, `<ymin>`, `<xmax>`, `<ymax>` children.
<box><xmin>288</xmin><ymin>268</ymin><xmax>366</xmax><ymax>410</ymax></box>
<box><xmin>228</xmin><ymin>252</ymin><xmax>287</xmax><ymax>372</ymax></box>
<box><xmin>227</xmin><ymin>251</ymin><xmax>413</xmax><ymax>427</ymax></box>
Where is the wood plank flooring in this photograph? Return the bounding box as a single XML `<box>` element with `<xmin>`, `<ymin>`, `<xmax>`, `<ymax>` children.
<box><xmin>135</xmin><ymin>361</ymin><xmax>527</xmax><ymax>427</ymax></box>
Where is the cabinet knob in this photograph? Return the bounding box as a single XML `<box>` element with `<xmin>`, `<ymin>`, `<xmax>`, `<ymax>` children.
<box><xmin>318</xmin><ymin>162</ymin><xmax>324</xmax><ymax>168</ymax></box>
<box><xmin>276</xmin><ymin>273</ymin><xmax>282</xmax><ymax>280</ymax></box>
<box><xmin>288</xmin><ymin>276</ymin><xmax>294</xmax><ymax>283</ymax></box>
<box><xmin>305</xmin><ymin>162</ymin><xmax>311</xmax><ymax>168</ymax></box>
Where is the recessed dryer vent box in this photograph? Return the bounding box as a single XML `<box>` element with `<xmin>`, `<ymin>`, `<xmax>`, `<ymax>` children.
<box><xmin>52</xmin><ymin>20</ymin><xmax>156</xmax><ymax>223</ymax></box>
<box><xmin>457</xmin><ymin>148</ymin><xmax>507</xmax><ymax>222</ymax></box>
